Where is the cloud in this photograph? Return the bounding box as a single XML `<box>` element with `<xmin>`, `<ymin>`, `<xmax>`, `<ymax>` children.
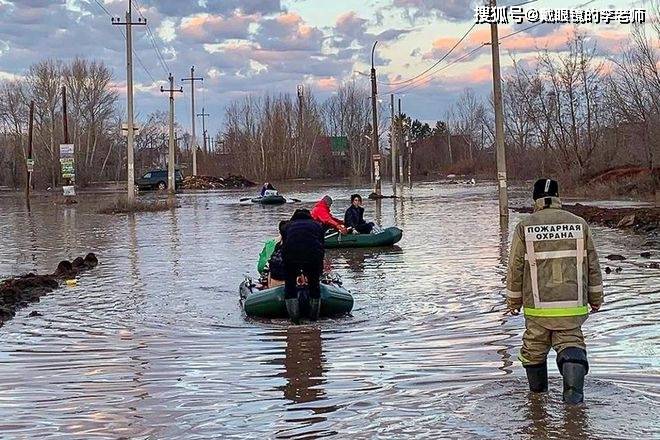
<box><xmin>179</xmin><ymin>13</ymin><xmax>256</xmax><ymax>43</ymax></box>
<box><xmin>255</xmin><ymin>12</ymin><xmax>325</xmax><ymax>51</ymax></box>
<box><xmin>314</xmin><ymin>77</ymin><xmax>339</xmax><ymax>91</ymax></box>
<box><xmin>392</xmin><ymin>0</ymin><xmax>478</xmax><ymax>23</ymax></box>
<box><xmin>137</xmin><ymin>0</ymin><xmax>282</xmax><ymax>17</ymax></box>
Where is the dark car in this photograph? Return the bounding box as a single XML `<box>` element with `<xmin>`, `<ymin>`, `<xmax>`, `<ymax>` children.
<box><xmin>136</xmin><ymin>169</ymin><xmax>183</xmax><ymax>191</ymax></box>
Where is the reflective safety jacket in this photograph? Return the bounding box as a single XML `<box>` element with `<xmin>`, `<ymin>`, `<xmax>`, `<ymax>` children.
<box><xmin>506</xmin><ymin>197</ymin><xmax>604</xmax><ymax>329</ymax></box>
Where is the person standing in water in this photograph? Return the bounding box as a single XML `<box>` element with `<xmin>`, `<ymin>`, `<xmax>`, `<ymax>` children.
<box><xmin>506</xmin><ymin>179</ymin><xmax>604</xmax><ymax>404</ymax></box>
<box><xmin>282</xmin><ymin>209</ymin><xmax>325</xmax><ymax>323</ymax></box>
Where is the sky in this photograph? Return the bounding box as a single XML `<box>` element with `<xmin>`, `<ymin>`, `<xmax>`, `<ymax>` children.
<box><xmin>0</xmin><ymin>0</ymin><xmax>653</xmax><ymax>137</ymax></box>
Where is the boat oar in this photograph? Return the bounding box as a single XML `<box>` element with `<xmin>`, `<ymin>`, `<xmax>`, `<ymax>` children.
<box><xmin>325</xmin><ymin>231</ymin><xmax>339</xmax><ymax>240</ymax></box>
<box><xmin>240</xmin><ymin>197</ymin><xmax>253</xmax><ymax>202</ymax></box>
<box><xmin>286</xmin><ymin>198</ymin><xmax>301</xmax><ymax>203</ymax></box>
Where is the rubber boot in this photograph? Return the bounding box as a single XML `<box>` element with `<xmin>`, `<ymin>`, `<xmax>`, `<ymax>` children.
<box><xmin>524</xmin><ymin>362</ymin><xmax>548</xmax><ymax>392</ymax></box>
<box><xmin>309</xmin><ymin>298</ymin><xmax>321</xmax><ymax>321</ymax></box>
<box><xmin>557</xmin><ymin>347</ymin><xmax>589</xmax><ymax>404</ymax></box>
<box><xmin>561</xmin><ymin>362</ymin><xmax>586</xmax><ymax>404</ymax></box>
<box><xmin>285</xmin><ymin>298</ymin><xmax>300</xmax><ymax>324</ymax></box>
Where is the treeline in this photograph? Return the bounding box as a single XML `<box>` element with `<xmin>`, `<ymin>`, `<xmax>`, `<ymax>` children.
<box><xmin>1</xmin><ymin>26</ymin><xmax>657</xmax><ymax>197</ymax></box>
<box><xmin>0</xmin><ymin>59</ymin><xmax>123</xmax><ymax>188</ymax></box>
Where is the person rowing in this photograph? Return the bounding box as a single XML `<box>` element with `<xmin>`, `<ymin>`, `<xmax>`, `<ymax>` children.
<box><xmin>310</xmin><ymin>195</ymin><xmax>348</xmax><ymax>235</ymax></box>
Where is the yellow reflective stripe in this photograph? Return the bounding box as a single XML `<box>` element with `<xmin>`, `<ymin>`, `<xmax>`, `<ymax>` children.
<box><xmin>524</xmin><ymin>306</ymin><xmax>588</xmax><ymax>317</ymax></box>
<box><xmin>518</xmin><ymin>353</ymin><xmax>531</xmax><ymax>364</ymax></box>
<box><xmin>588</xmin><ymin>285</ymin><xmax>603</xmax><ymax>293</ymax></box>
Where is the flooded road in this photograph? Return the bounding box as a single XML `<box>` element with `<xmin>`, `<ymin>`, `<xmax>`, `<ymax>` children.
<box><xmin>0</xmin><ymin>182</ymin><xmax>658</xmax><ymax>439</ymax></box>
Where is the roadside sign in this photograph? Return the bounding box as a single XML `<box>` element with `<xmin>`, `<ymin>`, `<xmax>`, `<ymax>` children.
<box><xmin>26</xmin><ymin>158</ymin><xmax>34</xmax><ymax>173</ymax></box>
<box><xmin>373</xmin><ymin>154</ymin><xmax>381</xmax><ymax>161</ymax></box>
<box><xmin>59</xmin><ymin>144</ymin><xmax>74</xmax><ymax>159</ymax></box>
<box><xmin>61</xmin><ymin>158</ymin><xmax>75</xmax><ymax>179</ymax></box>
<box><xmin>63</xmin><ymin>185</ymin><xmax>76</xmax><ymax>196</ymax></box>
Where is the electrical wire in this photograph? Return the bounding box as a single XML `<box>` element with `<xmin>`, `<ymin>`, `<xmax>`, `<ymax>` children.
<box><xmin>378</xmin><ymin>23</ymin><xmax>478</xmax><ymax>86</ymax></box>
<box><xmin>384</xmin><ymin>0</ymin><xmax>597</xmax><ymax>95</ymax></box>
<box><xmin>90</xmin><ymin>0</ymin><xmax>157</xmax><ymax>83</ymax></box>
<box><xmin>131</xmin><ymin>0</ymin><xmax>171</xmax><ymax>76</ymax></box>
<box><xmin>379</xmin><ymin>0</ymin><xmax>542</xmax><ymax>88</ymax></box>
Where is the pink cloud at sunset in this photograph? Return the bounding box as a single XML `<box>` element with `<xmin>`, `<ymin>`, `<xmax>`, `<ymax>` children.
<box><xmin>424</xmin><ymin>25</ymin><xmax>632</xmax><ymax>63</ymax></box>
<box><xmin>314</xmin><ymin>77</ymin><xmax>339</xmax><ymax>90</ymax></box>
<box><xmin>179</xmin><ymin>13</ymin><xmax>256</xmax><ymax>42</ymax></box>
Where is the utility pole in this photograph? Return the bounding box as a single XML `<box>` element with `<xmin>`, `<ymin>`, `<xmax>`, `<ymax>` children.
<box><xmin>489</xmin><ymin>0</ymin><xmax>509</xmax><ymax>217</ymax></box>
<box><xmin>398</xmin><ymin>98</ymin><xmax>404</xmax><ymax>184</ymax></box>
<box><xmin>181</xmin><ymin>66</ymin><xmax>203</xmax><ymax>176</ymax></box>
<box><xmin>160</xmin><ymin>73</ymin><xmax>183</xmax><ymax>194</ymax></box>
<box><xmin>197</xmin><ymin>107</ymin><xmax>210</xmax><ymax>153</ymax></box>
<box><xmin>370</xmin><ymin>41</ymin><xmax>381</xmax><ymax>196</ymax></box>
<box><xmin>447</xmin><ymin>128</ymin><xmax>453</xmax><ymax>165</ymax></box>
<box><xmin>26</xmin><ymin>100</ymin><xmax>34</xmax><ymax>204</ymax></box>
<box><xmin>62</xmin><ymin>85</ymin><xmax>68</xmax><ymax>190</ymax></box>
<box><xmin>61</xmin><ymin>85</ymin><xmax>77</xmax><ymax>201</ymax></box>
<box><xmin>407</xmin><ymin>132</ymin><xmax>412</xmax><ymax>189</ymax></box>
<box><xmin>62</xmin><ymin>86</ymin><xmax>69</xmax><ymax>144</ymax></box>
<box><xmin>390</xmin><ymin>93</ymin><xmax>396</xmax><ymax>195</ymax></box>
<box><xmin>297</xmin><ymin>84</ymin><xmax>304</xmax><ymax>173</ymax></box>
<box><xmin>112</xmin><ymin>2</ymin><xmax>146</xmax><ymax>205</ymax></box>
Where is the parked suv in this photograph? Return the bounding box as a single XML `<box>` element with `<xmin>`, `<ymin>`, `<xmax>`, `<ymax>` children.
<box><xmin>136</xmin><ymin>169</ymin><xmax>183</xmax><ymax>190</ymax></box>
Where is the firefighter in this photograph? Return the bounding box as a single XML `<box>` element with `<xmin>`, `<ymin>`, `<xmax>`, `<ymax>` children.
<box><xmin>506</xmin><ymin>179</ymin><xmax>604</xmax><ymax>404</ymax></box>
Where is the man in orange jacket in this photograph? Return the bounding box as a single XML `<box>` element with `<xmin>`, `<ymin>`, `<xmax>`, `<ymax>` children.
<box><xmin>311</xmin><ymin>195</ymin><xmax>348</xmax><ymax>234</ymax></box>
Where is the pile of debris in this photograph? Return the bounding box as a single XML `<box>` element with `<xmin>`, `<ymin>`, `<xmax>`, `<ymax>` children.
<box><xmin>513</xmin><ymin>204</ymin><xmax>659</xmax><ymax>233</ymax></box>
<box><xmin>182</xmin><ymin>175</ymin><xmax>256</xmax><ymax>190</ymax></box>
<box><xmin>0</xmin><ymin>253</ymin><xmax>98</xmax><ymax>327</ymax></box>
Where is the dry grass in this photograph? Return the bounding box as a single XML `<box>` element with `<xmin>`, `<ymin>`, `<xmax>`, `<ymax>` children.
<box><xmin>99</xmin><ymin>198</ymin><xmax>178</xmax><ymax>214</ymax></box>
<box><xmin>564</xmin><ymin>175</ymin><xmax>655</xmax><ymax>200</ymax></box>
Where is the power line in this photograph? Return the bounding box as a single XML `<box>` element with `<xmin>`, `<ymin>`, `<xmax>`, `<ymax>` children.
<box><xmin>389</xmin><ymin>44</ymin><xmax>489</xmax><ymax>94</ymax></box>
<box><xmin>380</xmin><ymin>23</ymin><xmax>477</xmax><ymax>87</ymax></box>
<box><xmin>90</xmin><ymin>0</ymin><xmax>156</xmax><ymax>83</ymax></box>
<box><xmin>379</xmin><ymin>0</ymin><xmax>542</xmax><ymax>88</ymax></box>
<box><xmin>385</xmin><ymin>0</ymin><xmax>597</xmax><ymax>95</ymax></box>
<box><xmin>131</xmin><ymin>0</ymin><xmax>171</xmax><ymax>76</ymax></box>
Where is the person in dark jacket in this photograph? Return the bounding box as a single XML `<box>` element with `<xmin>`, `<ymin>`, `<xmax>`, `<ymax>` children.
<box><xmin>344</xmin><ymin>194</ymin><xmax>375</xmax><ymax>234</ymax></box>
<box><xmin>282</xmin><ymin>208</ymin><xmax>325</xmax><ymax>322</ymax></box>
<box><xmin>260</xmin><ymin>182</ymin><xmax>276</xmax><ymax>196</ymax></box>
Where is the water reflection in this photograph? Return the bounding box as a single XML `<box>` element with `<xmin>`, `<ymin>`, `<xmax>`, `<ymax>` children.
<box><xmin>523</xmin><ymin>394</ymin><xmax>550</xmax><ymax>439</ymax></box>
<box><xmin>278</xmin><ymin>326</ymin><xmax>326</xmax><ymax>404</ymax></box>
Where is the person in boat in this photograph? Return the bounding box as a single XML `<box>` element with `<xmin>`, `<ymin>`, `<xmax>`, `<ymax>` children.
<box><xmin>260</xmin><ymin>182</ymin><xmax>277</xmax><ymax>196</ymax></box>
<box><xmin>506</xmin><ymin>179</ymin><xmax>604</xmax><ymax>404</ymax></box>
<box><xmin>257</xmin><ymin>220</ymin><xmax>288</xmax><ymax>288</ymax></box>
<box><xmin>310</xmin><ymin>195</ymin><xmax>348</xmax><ymax>234</ymax></box>
<box><xmin>282</xmin><ymin>208</ymin><xmax>325</xmax><ymax>322</ymax></box>
<box><xmin>344</xmin><ymin>194</ymin><xmax>375</xmax><ymax>234</ymax></box>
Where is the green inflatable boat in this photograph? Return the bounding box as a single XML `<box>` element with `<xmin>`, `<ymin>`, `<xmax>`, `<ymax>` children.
<box><xmin>324</xmin><ymin>226</ymin><xmax>403</xmax><ymax>249</ymax></box>
<box><xmin>251</xmin><ymin>194</ymin><xmax>287</xmax><ymax>205</ymax></box>
<box><xmin>240</xmin><ymin>280</ymin><xmax>354</xmax><ymax>319</ymax></box>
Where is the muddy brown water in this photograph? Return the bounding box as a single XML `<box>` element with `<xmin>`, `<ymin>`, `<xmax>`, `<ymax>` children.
<box><xmin>0</xmin><ymin>182</ymin><xmax>658</xmax><ymax>439</ymax></box>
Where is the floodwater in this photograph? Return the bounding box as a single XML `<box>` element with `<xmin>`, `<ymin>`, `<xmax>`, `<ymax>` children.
<box><xmin>0</xmin><ymin>181</ymin><xmax>658</xmax><ymax>439</ymax></box>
